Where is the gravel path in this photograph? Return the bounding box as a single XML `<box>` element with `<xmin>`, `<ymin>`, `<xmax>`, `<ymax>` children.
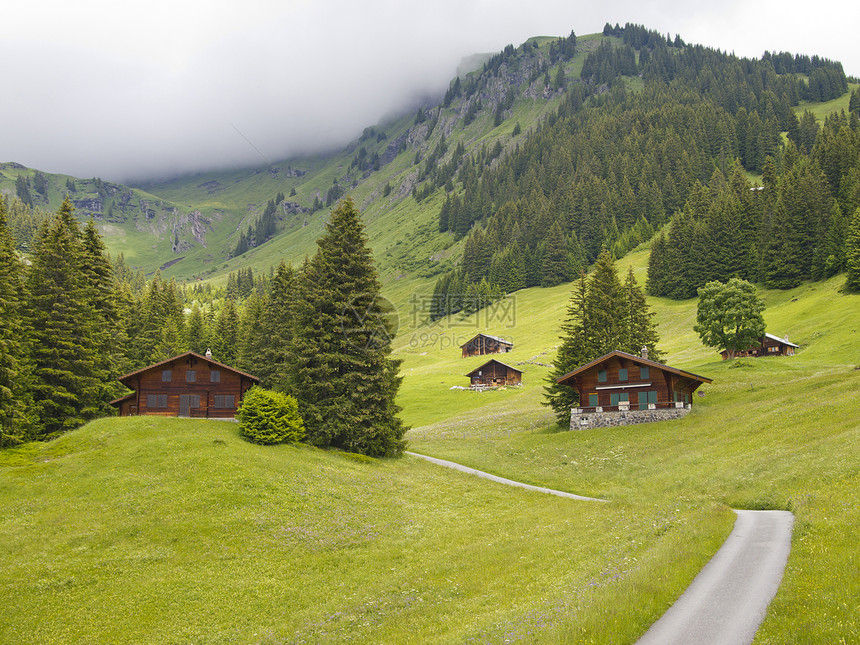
<box><xmin>635</xmin><ymin>509</ymin><xmax>794</xmax><ymax>645</ymax></box>
<box><xmin>406</xmin><ymin>451</ymin><xmax>607</xmax><ymax>502</ymax></box>
<box><xmin>407</xmin><ymin>451</ymin><xmax>794</xmax><ymax>645</ymax></box>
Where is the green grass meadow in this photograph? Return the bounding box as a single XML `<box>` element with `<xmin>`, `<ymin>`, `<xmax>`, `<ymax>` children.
<box><xmin>2</xmin><ymin>241</ymin><xmax>858</xmax><ymax>642</ymax></box>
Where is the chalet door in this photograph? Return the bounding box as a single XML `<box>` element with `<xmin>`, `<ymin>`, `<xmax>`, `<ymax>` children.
<box><xmin>179</xmin><ymin>395</ymin><xmax>190</xmax><ymax>417</ymax></box>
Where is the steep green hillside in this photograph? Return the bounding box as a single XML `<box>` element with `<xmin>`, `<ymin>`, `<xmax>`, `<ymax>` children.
<box><xmin>2</xmin><ymin>248</ymin><xmax>857</xmax><ymax>642</ymax></box>
<box><xmin>0</xmin><ymin>416</ymin><xmax>730</xmax><ymax>644</ymax></box>
<box><xmin>0</xmin><ymin>163</ymin><xmax>231</xmax><ymax>270</ymax></box>
<box><xmin>403</xmin><ymin>251</ymin><xmax>860</xmax><ymax>643</ymax></box>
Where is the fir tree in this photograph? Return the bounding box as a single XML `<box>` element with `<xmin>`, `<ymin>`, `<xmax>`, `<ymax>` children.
<box><xmin>0</xmin><ymin>200</ymin><xmax>31</xmax><ymax>445</ymax></box>
<box><xmin>845</xmin><ymin>207</ymin><xmax>860</xmax><ymax>292</ymax></box>
<box><xmin>258</xmin><ymin>261</ymin><xmax>296</xmax><ymax>388</ymax></box>
<box><xmin>544</xmin><ymin>271</ymin><xmax>589</xmax><ymax>424</ymax></box>
<box><xmin>619</xmin><ymin>266</ymin><xmax>662</xmax><ymax>362</ymax></box>
<box><xmin>540</xmin><ymin>221</ymin><xmax>570</xmax><ymax>287</ymax></box>
<box><xmin>288</xmin><ymin>197</ymin><xmax>406</xmax><ymax>457</ymax></box>
<box><xmin>213</xmin><ymin>299</ymin><xmax>240</xmax><ymax>365</ymax></box>
<box><xmin>186</xmin><ymin>303</ymin><xmax>210</xmax><ymax>355</ymax></box>
<box><xmin>585</xmin><ymin>250</ymin><xmax>623</xmax><ymax>356</ymax></box>
<box><xmin>81</xmin><ymin>219</ymin><xmax>127</xmax><ymax>405</ymax></box>
<box><xmin>26</xmin><ymin>198</ymin><xmax>105</xmax><ymax>438</ymax></box>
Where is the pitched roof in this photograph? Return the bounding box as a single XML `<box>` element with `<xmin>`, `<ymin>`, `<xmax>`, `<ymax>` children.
<box><xmin>764</xmin><ymin>333</ymin><xmax>799</xmax><ymax>348</ymax></box>
<box><xmin>459</xmin><ymin>333</ymin><xmax>513</xmax><ymax>348</ymax></box>
<box><xmin>556</xmin><ymin>350</ymin><xmax>712</xmax><ymax>386</ymax></box>
<box><xmin>109</xmin><ymin>392</ymin><xmax>136</xmax><ymax>406</ymax></box>
<box><xmin>465</xmin><ymin>358</ymin><xmax>523</xmax><ymax>377</ymax></box>
<box><xmin>117</xmin><ymin>351</ymin><xmax>261</xmax><ymax>385</ymax></box>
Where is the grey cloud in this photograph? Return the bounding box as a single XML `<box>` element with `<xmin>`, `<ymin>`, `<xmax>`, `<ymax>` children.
<box><xmin>1</xmin><ymin>0</ymin><xmax>857</xmax><ymax>183</ymax></box>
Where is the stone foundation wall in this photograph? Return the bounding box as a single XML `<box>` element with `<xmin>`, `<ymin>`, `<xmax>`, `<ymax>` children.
<box><xmin>569</xmin><ymin>406</ymin><xmax>690</xmax><ymax>430</ymax></box>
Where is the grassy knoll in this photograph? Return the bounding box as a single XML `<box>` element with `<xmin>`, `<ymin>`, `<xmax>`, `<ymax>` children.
<box><xmin>0</xmin><ymin>417</ymin><xmax>730</xmax><ymax>644</ymax></box>
<box><xmin>406</xmin><ymin>267</ymin><xmax>860</xmax><ymax>643</ymax></box>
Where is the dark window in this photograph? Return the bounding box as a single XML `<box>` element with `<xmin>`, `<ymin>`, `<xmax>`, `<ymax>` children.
<box><xmin>213</xmin><ymin>395</ymin><xmax>236</xmax><ymax>409</ymax></box>
<box><xmin>597</xmin><ymin>369</ymin><xmax>607</xmax><ymax>383</ymax></box>
<box><xmin>186</xmin><ymin>370</ymin><xmax>196</xmax><ymax>383</ymax></box>
<box><xmin>210</xmin><ymin>370</ymin><xmax>221</xmax><ymax>383</ymax></box>
<box><xmin>161</xmin><ymin>370</ymin><xmax>172</xmax><ymax>382</ymax></box>
<box><xmin>618</xmin><ymin>368</ymin><xmax>628</xmax><ymax>381</ymax></box>
<box><xmin>157</xmin><ymin>394</ymin><xmax>168</xmax><ymax>408</ymax></box>
<box><xmin>640</xmin><ymin>366</ymin><xmax>649</xmax><ymax>379</ymax></box>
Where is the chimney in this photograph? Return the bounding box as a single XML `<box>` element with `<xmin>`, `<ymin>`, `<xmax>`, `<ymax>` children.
<box><xmin>205</xmin><ymin>348</ymin><xmax>212</xmax><ymax>358</ymax></box>
<box><xmin>783</xmin><ymin>334</ymin><xmax>789</xmax><ymax>342</ymax></box>
<box><xmin>641</xmin><ymin>346</ymin><xmax>649</xmax><ymax>360</ymax></box>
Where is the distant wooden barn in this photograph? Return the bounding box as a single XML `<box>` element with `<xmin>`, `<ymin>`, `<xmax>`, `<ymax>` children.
<box><xmin>110</xmin><ymin>351</ymin><xmax>260</xmax><ymax>418</ymax></box>
<box><xmin>466</xmin><ymin>359</ymin><xmax>523</xmax><ymax>388</ymax></box>
<box><xmin>556</xmin><ymin>349</ymin><xmax>712</xmax><ymax>412</ymax></box>
<box><xmin>720</xmin><ymin>333</ymin><xmax>799</xmax><ymax>360</ymax></box>
<box><xmin>460</xmin><ymin>333</ymin><xmax>513</xmax><ymax>358</ymax></box>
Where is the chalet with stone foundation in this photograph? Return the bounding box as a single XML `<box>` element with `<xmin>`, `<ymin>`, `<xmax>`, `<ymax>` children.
<box><xmin>460</xmin><ymin>333</ymin><xmax>513</xmax><ymax>358</ymax></box>
<box><xmin>556</xmin><ymin>349</ymin><xmax>712</xmax><ymax>430</ymax></box>
<box><xmin>466</xmin><ymin>359</ymin><xmax>522</xmax><ymax>388</ymax></box>
<box><xmin>110</xmin><ymin>351</ymin><xmax>260</xmax><ymax>418</ymax></box>
<box><xmin>720</xmin><ymin>333</ymin><xmax>799</xmax><ymax>360</ymax></box>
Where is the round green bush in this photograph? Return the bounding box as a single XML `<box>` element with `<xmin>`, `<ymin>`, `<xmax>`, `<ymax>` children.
<box><xmin>237</xmin><ymin>387</ymin><xmax>306</xmax><ymax>445</ymax></box>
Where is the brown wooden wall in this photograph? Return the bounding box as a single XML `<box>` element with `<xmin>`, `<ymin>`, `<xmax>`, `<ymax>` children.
<box><xmin>119</xmin><ymin>355</ymin><xmax>254</xmax><ymax>418</ymax></box>
<box><xmin>720</xmin><ymin>337</ymin><xmax>796</xmax><ymax>360</ymax></box>
<box><xmin>462</xmin><ymin>336</ymin><xmax>513</xmax><ymax>358</ymax></box>
<box><xmin>469</xmin><ymin>362</ymin><xmax>522</xmax><ymax>387</ymax></box>
<box><xmin>572</xmin><ymin>355</ymin><xmax>697</xmax><ymax>410</ymax></box>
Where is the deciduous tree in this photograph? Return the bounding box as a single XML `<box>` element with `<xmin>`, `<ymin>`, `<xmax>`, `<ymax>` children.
<box><xmin>694</xmin><ymin>278</ymin><xmax>766</xmax><ymax>359</ymax></box>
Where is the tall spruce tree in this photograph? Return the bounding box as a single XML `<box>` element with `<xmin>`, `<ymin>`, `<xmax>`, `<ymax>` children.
<box><xmin>81</xmin><ymin>219</ymin><xmax>127</xmax><ymax>407</ymax></box>
<box><xmin>620</xmin><ymin>266</ymin><xmax>662</xmax><ymax>362</ymax></box>
<box><xmin>585</xmin><ymin>250</ymin><xmax>623</xmax><ymax>356</ymax></box>
<box><xmin>544</xmin><ymin>253</ymin><xmax>662</xmax><ymax>425</ymax></box>
<box><xmin>544</xmin><ymin>271</ymin><xmax>589</xmax><ymax>424</ymax></box>
<box><xmin>0</xmin><ymin>200</ymin><xmax>31</xmax><ymax>445</ymax></box>
<box><xmin>845</xmin><ymin>207</ymin><xmax>860</xmax><ymax>292</ymax></box>
<box><xmin>26</xmin><ymin>199</ymin><xmax>105</xmax><ymax>438</ymax></box>
<box><xmin>213</xmin><ymin>299</ymin><xmax>240</xmax><ymax>365</ymax></box>
<box><xmin>288</xmin><ymin>197</ymin><xmax>406</xmax><ymax>457</ymax></box>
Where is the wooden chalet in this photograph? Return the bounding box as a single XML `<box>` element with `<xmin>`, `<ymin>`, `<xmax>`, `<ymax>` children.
<box><xmin>460</xmin><ymin>333</ymin><xmax>513</xmax><ymax>358</ymax></box>
<box><xmin>466</xmin><ymin>359</ymin><xmax>522</xmax><ymax>388</ymax></box>
<box><xmin>110</xmin><ymin>351</ymin><xmax>260</xmax><ymax>418</ymax></box>
<box><xmin>556</xmin><ymin>349</ymin><xmax>712</xmax><ymax>412</ymax></box>
<box><xmin>720</xmin><ymin>333</ymin><xmax>799</xmax><ymax>360</ymax></box>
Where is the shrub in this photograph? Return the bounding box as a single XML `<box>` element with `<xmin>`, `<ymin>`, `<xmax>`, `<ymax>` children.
<box><xmin>237</xmin><ymin>387</ymin><xmax>305</xmax><ymax>445</ymax></box>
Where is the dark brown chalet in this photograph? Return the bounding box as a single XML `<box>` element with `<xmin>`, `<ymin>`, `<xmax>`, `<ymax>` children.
<box><xmin>466</xmin><ymin>359</ymin><xmax>523</xmax><ymax>388</ymax></box>
<box><xmin>720</xmin><ymin>333</ymin><xmax>799</xmax><ymax>360</ymax></box>
<box><xmin>557</xmin><ymin>350</ymin><xmax>712</xmax><ymax>412</ymax></box>
<box><xmin>110</xmin><ymin>351</ymin><xmax>260</xmax><ymax>418</ymax></box>
<box><xmin>460</xmin><ymin>333</ymin><xmax>513</xmax><ymax>358</ymax></box>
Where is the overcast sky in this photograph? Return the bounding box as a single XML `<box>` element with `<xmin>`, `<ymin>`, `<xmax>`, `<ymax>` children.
<box><xmin>2</xmin><ymin>0</ymin><xmax>857</xmax><ymax>183</ymax></box>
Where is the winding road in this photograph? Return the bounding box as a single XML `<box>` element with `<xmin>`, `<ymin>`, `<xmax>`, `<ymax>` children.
<box><xmin>407</xmin><ymin>451</ymin><xmax>794</xmax><ymax>645</ymax></box>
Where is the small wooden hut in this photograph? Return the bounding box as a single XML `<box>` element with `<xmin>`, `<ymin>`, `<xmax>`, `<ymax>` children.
<box><xmin>460</xmin><ymin>333</ymin><xmax>513</xmax><ymax>358</ymax></box>
<box><xmin>466</xmin><ymin>359</ymin><xmax>523</xmax><ymax>388</ymax></box>
<box><xmin>720</xmin><ymin>333</ymin><xmax>799</xmax><ymax>360</ymax></box>
<box><xmin>110</xmin><ymin>351</ymin><xmax>260</xmax><ymax>418</ymax></box>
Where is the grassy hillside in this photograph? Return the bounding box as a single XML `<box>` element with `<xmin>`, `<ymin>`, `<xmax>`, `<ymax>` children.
<box><xmin>0</xmin><ymin>417</ymin><xmax>731</xmax><ymax>644</ymax></box>
<box><xmin>403</xmin><ymin>250</ymin><xmax>860</xmax><ymax>643</ymax></box>
<box><xmin>2</xmin><ymin>239</ymin><xmax>857</xmax><ymax>642</ymax></box>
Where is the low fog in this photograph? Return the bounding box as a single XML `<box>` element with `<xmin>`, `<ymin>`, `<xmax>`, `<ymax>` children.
<box><xmin>1</xmin><ymin>0</ymin><xmax>857</xmax><ymax>183</ymax></box>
